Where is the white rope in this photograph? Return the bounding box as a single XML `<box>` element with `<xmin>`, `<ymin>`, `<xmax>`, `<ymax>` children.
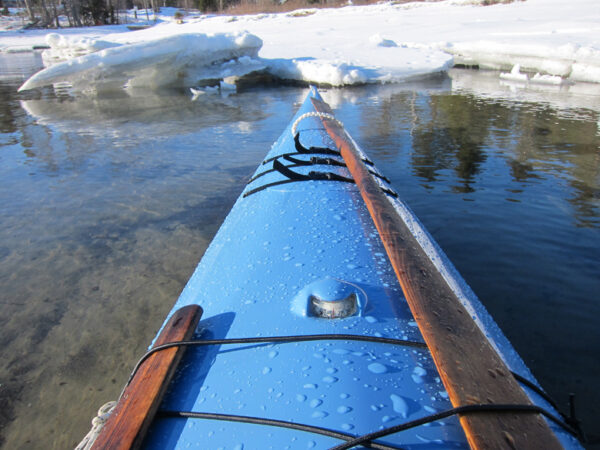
<box><xmin>74</xmin><ymin>401</ymin><xmax>117</xmax><ymax>450</ymax></box>
<box><xmin>291</xmin><ymin>111</ymin><xmax>345</xmax><ymax>137</ymax></box>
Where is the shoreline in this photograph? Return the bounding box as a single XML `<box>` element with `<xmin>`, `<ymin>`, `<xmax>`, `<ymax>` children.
<box><xmin>1</xmin><ymin>0</ymin><xmax>599</xmax><ymax>90</ymax></box>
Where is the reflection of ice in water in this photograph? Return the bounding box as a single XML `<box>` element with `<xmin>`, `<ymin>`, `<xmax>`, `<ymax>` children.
<box><xmin>20</xmin><ymin>88</ymin><xmax>267</xmax><ymax>142</ymax></box>
<box><xmin>450</xmin><ymin>67</ymin><xmax>600</xmax><ymax>117</ymax></box>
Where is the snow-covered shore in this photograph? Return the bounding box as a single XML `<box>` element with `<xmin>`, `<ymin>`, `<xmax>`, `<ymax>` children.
<box><xmin>1</xmin><ymin>0</ymin><xmax>599</xmax><ymax>91</ymax></box>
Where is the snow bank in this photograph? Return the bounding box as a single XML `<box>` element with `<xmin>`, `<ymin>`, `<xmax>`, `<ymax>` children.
<box><xmin>266</xmin><ymin>44</ymin><xmax>451</xmax><ymax>86</ymax></box>
<box><xmin>369</xmin><ymin>34</ymin><xmax>398</xmax><ymax>48</ymax></box>
<box><xmin>42</xmin><ymin>33</ymin><xmax>120</xmax><ymax>64</ymax></box>
<box><xmin>18</xmin><ymin>23</ymin><xmax>452</xmax><ymax>91</ymax></box>
<box><xmin>447</xmin><ymin>41</ymin><xmax>600</xmax><ymax>84</ymax></box>
<box><xmin>268</xmin><ymin>58</ymin><xmax>367</xmax><ymax>86</ymax></box>
<box><xmin>18</xmin><ymin>32</ymin><xmax>263</xmax><ymax>92</ymax></box>
<box><xmin>8</xmin><ymin>0</ymin><xmax>600</xmax><ymax>91</ymax></box>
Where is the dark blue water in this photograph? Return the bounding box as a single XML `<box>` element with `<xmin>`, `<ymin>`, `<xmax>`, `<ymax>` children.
<box><xmin>1</xmin><ymin>54</ymin><xmax>598</xmax><ymax>448</ymax></box>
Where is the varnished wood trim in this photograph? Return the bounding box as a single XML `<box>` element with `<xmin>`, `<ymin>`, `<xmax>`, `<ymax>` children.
<box><xmin>91</xmin><ymin>304</ymin><xmax>203</xmax><ymax>450</ymax></box>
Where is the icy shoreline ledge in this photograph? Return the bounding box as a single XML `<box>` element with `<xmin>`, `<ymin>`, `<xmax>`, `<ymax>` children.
<box><xmin>18</xmin><ymin>32</ymin><xmax>266</xmax><ymax>92</ymax></box>
<box><xmin>446</xmin><ymin>41</ymin><xmax>600</xmax><ymax>85</ymax></box>
<box><xmin>7</xmin><ymin>0</ymin><xmax>600</xmax><ymax>91</ymax></box>
<box><xmin>17</xmin><ymin>30</ymin><xmax>453</xmax><ymax>92</ymax></box>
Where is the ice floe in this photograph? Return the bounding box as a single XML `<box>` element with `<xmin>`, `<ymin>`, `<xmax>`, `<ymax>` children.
<box><xmin>18</xmin><ymin>32</ymin><xmax>264</xmax><ymax>92</ymax></box>
<box><xmin>500</xmin><ymin>64</ymin><xmax>529</xmax><ymax>83</ymax></box>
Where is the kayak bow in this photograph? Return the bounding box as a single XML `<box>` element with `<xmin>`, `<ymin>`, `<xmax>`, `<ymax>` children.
<box><xmin>90</xmin><ymin>87</ymin><xmax>581</xmax><ymax>450</ymax></box>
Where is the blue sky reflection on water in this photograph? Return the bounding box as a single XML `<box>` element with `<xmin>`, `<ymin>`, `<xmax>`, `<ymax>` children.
<box><xmin>0</xmin><ymin>59</ymin><xmax>599</xmax><ymax>448</ymax></box>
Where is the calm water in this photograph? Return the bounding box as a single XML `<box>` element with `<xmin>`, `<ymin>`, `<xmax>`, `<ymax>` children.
<box><xmin>1</xmin><ymin>54</ymin><xmax>598</xmax><ymax>448</ymax></box>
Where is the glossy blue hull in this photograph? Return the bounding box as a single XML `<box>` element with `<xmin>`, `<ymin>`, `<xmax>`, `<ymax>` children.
<box><xmin>142</xmin><ymin>88</ymin><xmax>580</xmax><ymax>449</ymax></box>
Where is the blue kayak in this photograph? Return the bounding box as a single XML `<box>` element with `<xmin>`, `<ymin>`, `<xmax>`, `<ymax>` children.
<box><xmin>90</xmin><ymin>87</ymin><xmax>582</xmax><ymax>449</ymax></box>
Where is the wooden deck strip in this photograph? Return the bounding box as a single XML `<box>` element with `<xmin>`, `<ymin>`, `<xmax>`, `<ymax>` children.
<box><xmin>91</xmin><ymin>305</ymin><xmax>203</xmax><ymax>450</ymax></box>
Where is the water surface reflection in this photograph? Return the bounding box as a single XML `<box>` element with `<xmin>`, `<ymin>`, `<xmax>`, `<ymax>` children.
<box><xmin>0</xmin><ymin>68</ymin><xmax>598</xmax><ymax>448</ymax></box>
<box><xmin>0</xmin><ymin>80</ymin><xmax>307</xmax><ymax>449</ymax></box>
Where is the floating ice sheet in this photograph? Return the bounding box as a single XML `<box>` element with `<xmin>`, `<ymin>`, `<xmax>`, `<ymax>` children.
<box><xmin>18</xmin><ymin>32</ymin><xmax>264</xmax><ymax>92</ymax></box>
